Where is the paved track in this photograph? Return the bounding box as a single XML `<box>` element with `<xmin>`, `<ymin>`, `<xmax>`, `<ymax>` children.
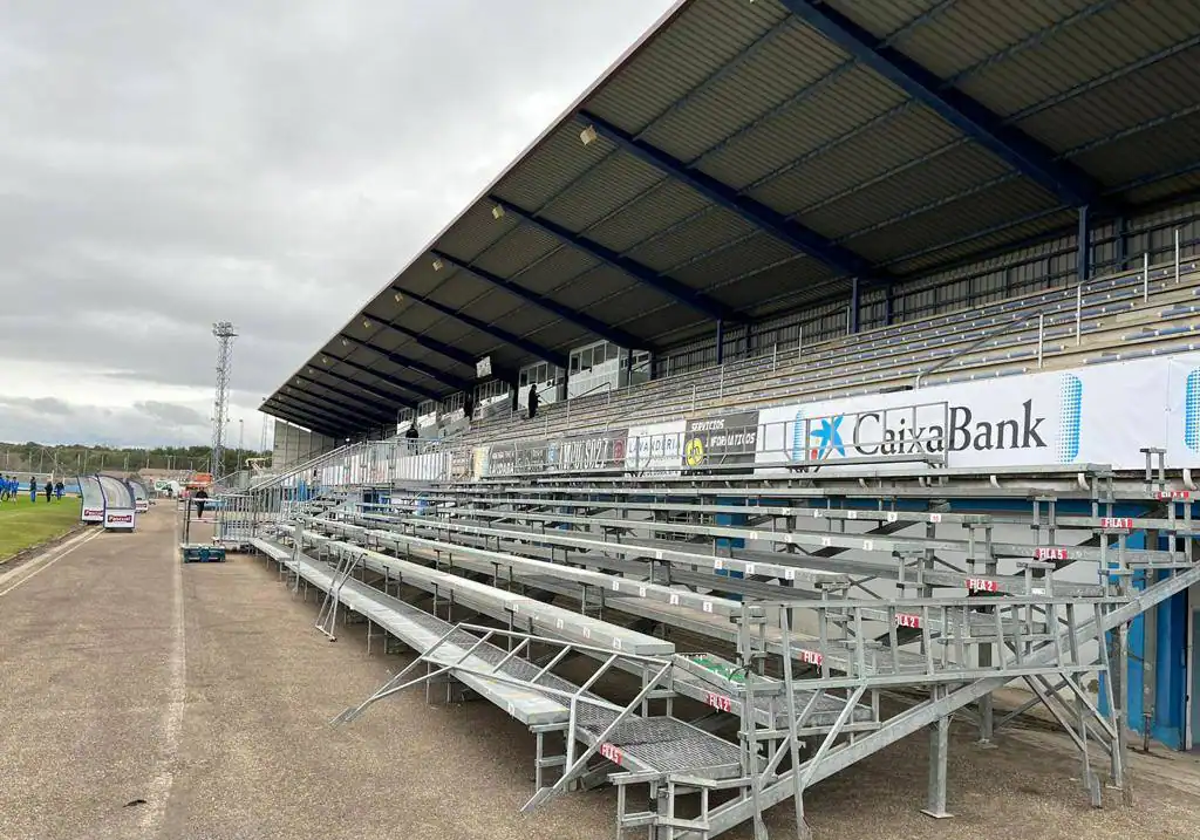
<box><xmin>1</xmin><ymin>504</ymin><xmax>1197</xmax><ymax>840</ymax></box>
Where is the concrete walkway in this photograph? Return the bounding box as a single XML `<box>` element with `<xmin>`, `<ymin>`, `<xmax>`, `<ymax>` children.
<box><xmin>1</xmin><ymin>504</ymin><xmax>1198</xmax><ymax>840</ymax></box>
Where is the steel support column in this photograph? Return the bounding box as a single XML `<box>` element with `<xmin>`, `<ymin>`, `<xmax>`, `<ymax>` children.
<box><xmin>885</xmin><ymin>285</ymin><xmax>896</xmax><ymax>327</ymax></box>
<box><xmin>849</xmin><ymin>277</ymin><xmax>861</xmax><ymax>334</ymax></box>
<box><xmin>1077</xmin><ymin>205</ymin><xmax>1092</xmax><ymax>283</ymax></box>
<box><xmin>715</xmin><ymin>319</ymin><xmax>725</xmax><ymax>366</ymax></box>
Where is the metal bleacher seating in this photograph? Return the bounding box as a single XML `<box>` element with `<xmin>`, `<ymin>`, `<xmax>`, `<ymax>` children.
<box><xmin>457</xmin><ymin>257</ymin><xmax>1200</xmax><ymax>445</ymax></box>
<box><xmin>225</xmin><ymin>254</ymin><xmax>1200</xmax><ymax>839</ymax></box>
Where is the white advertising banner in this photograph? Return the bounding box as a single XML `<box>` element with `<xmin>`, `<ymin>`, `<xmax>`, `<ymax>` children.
<box><xmin>627</xmin><ymin>420</ymin><xmax>686</xmax><ymax>474</ymax></box>
<box><xmin>756</xmin><ymin>353</ymin><xmax>1195</xmax><ymax>474</ymax></box>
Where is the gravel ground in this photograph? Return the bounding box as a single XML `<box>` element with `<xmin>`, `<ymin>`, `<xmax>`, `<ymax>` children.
<box><xmin>1</xmin><ymin>505</ymin><xmax>1198</xmax><ymax>840</ymax></box>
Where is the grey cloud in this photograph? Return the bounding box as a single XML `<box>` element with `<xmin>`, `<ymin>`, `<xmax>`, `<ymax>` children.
<box><xmin>0</xmin><ymin>0</ymin><xmax>674</xmax><ymax>421</ymax></box>
<box><xmin>0</xmin><ymin>396</ymin><xmax>218</xmax><ymax>447</ymax></box>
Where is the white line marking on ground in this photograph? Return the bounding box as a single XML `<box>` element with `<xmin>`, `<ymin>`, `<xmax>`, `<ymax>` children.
<box><xmin>138</xmin><ymin>523</ymin><xmax>187</xmax><ymax>834</ymax></box>
<box><xmin>0</xmin><ymin>528</ymin><xmax>103</xmax><ymax>598</ymax></box>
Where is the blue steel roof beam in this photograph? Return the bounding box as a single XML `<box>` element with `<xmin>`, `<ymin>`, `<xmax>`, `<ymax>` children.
<box><xmin>391</xmin><ymin>285</ymin><xmax>567</xmax><ymax>371</ymax></box>
<box><xmin>290</xmin><ymin>374</ymin><xmax>397</xmax><ymax>422</ymax></box>
<box><xmin>360</xmin><ymin>317</ymin><xmax>479</xmax><ymax>370</ymax></box>
<box><xmin>276</xmin><ymin>390</ymin><xmax>375</xmax><ymax>429</ymax></box>
<box><xmin>338</xmin><ymin>334</ymin><xmax>473</xmax><ymax>394</ymax></box>
<box><xmin>268</xmin><ymin>405</ymin><xmax>344</xmax><ymax>440</ymax></box>
<box><xmin>428</xmin><ymin>250</ymin><xmax>648</xmax><ymax>351</ymax></box>
<box><xmin>311</xmin><ymin>365</ymin><xmax>418</xmax><ymax>410</ymax></box>
<box><xmin>263</xmin><ymin>403</ymin><xmax>338</xmax><ymax>437</ymax></box>
<box><xmin>323</xmin><ymin>355</ymin><xmax>446</xmax><ymax>403</ymax></box>
<box><xmin>488</xmin><ymin>201</ymin><xmax>742</xmax><ymax>325</ymax></box>
<box><xmin>577</xmin><ymin>111</ymin><xmax>879</xmax><ymax>282</ymax></box>
<box><xmin>777</xmin><ymin>0</ymin><xmax>1112</xmax><ymax>214</ymax></box>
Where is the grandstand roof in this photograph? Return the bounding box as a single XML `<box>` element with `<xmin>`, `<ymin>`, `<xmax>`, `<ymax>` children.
<box><xmin>264</xmin><ymin>0</ymin><xmax>1200</xmax><ymax>438</ymax></box>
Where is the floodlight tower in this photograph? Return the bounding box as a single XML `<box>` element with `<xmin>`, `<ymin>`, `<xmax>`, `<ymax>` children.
<box><xmin>210</xmin><ymin>321</ymin><xmax>238</xmax><ymax>477</ymax></box>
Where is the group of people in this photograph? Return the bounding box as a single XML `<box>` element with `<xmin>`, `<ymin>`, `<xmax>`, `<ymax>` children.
<box><xmin>0</xmin><ymin>476</ymin><xmax>65</xmax><ymax>502</ymax></box>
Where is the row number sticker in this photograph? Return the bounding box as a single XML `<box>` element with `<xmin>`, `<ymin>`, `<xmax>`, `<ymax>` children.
<box><xmin>896</xmin><ymin>613</ymin><xmax>921</xmax><ymax>629</ymax></box>
<box><xmin>930</xmin><ymin>513</ymin><xmax>943</xmax><ymax>523</ymax></box>
<box><xmin>638</xmin><ymin>586</ymin><xmax>647</xmax><ymax>598</ymax></box>
<box><xmin>745</xmin><ymin>563</ymin><xmax>756</xmax><ymax>576</ymax></box>
<box><xmin>612</xmin><ymin>580</ymin><xmax>621</xmax><ymax>592</ymax></box>
<box><xmin>847</xmin><ymin>510</ymin><xmax>857</xmax><ymax>520</ymax></box>
<box><xmin>670</xmin><ymin>593</ymin><xmax>680</xmax><ymax>606</ymax></box>
<box><xmin>800</xmin><ymin>649</ymin><xmax>824</xmax><ymax>667</ymax></box>
<box><xmin>862</xmin><ymin>539</ymin><xmax>875</xmax><ymax>551</ymax></box>
<box><xmin>702</xmin><ymin>601</ymin><xmax>714</xmax><ymax>614</ymax></box>
<box><xmin>886</xmin><ymin>512</ymin><xmax>899</xmax><ymax>523</ymax></box>
<box><xmin>1156</xmin><ymin>490</ymin><xmax>1191</xmax><ymax>501</ymax></box>
<box><xmin>583</xmin><ymin>627</ymin><xmax>592</xmax><ymax>639</ymax></box>
<box><xmin>600</xmin><ymin>743</ymin><xmax>624</xmax><ymax>765</ymax></box>
<box><xmin>821</xmin><ymin>537</ymin><xmax>833</xmax><ymax>547</ymax></box>
<box><xmin>784</xmin><ymin>568</ymin><xmax>797</xmax><ymax>581</ymax></box>
<box><xmin>1034</xmin><ymin>547</ymin><xmax>1069</xmax><ymax>561</ymax></box>
<box><xmin>705</xmin><ymin>692</ymin><xmax>733</xmax><ymax>713</ymax></box>
<box><xmin>713</xmin><ymin>558</ymin><xmax>724</xmax><ymax>571</ymax></box>
<box><xmin>655</xmin><ymin>550</ymin><xmax>664</xmax><ymax>560</ymax></box>
<box><xmin>556</xmin><ymin>618</ymin><xmax>564</xmax><ymax>630</ymax></box>
<box><xmin>1100</xmin><ymin>517</ymin><xmax>1134</xmax><ymax>529</ymax></box>
<box><xmin>612</xmin><ymin>638</ymin><xmax>622</xmax><ymax>651</ymax></box>
<box><xmin>967</xmin><ymin>578</ymin><xmax>1000</xmax><ymax>593</ymax></box>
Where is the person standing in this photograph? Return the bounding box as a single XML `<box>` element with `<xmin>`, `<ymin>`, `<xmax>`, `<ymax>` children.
<box><xmin>55</xmin><ymin>480</ymin><xmax>64</xmax><ymax>500</ymax></box>
<box><xmin>44</xmin><ymin>480</ymin><xmax>52</xmax><ymax>502</ymax></box>
<box><xmin>194</xmin><ymin>487</ymin><xmax>209</xmax><ymax>520</ymax></box>
<box><xmin>29</xmin><ymin>476</ymin><xmax>37</xmax><ymax>503</ymax></box>
<box><xmin>527</xmin><ymin>384</ymin><xmax>539</xmax><ymax>420</ymax></box>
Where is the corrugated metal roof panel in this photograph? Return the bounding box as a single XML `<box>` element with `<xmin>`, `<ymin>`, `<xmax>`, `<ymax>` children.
<box><xmin>846</xmin><ymin>178</ymin><xmax>1060</xmax><ymax>263</ymax></box>
<box><xmin>1071</xmin><ymin>109</ymin><xmax>1200</xmax><ymax>186</ymax></box>
<box><xmin>432</xmin><ymin>203</ymin><xmax>512</xmax><ymax>263</ymax></box>
<box><xmin>585</xmin><ymin>179</ymin><xmax>711</xmax><ymax>253</ymax></box>
<box><xmin>472</xmin><ymin>224</ymin><xmax>561</xmax><ymax>278</ymax></box>
<box><xmin>697</xmin><ymin>64</ymin><xmax>906</xmax><ymax>192</ymax></box>
<box><xmin>640</xmin><ymin>20</ymin><xmax>847</xmax><ymax>163</ymax></box>
<box><xmin>502</xmin><ymin>246</ymin><xmax>598</xmax><ymax>296</ymax></box>
<box><xmin>532</xmin><ymin>150</ymin><xmax>666</xmax><ymax>231</ymax></box>
<box><xmin>819</xmin><ymin>0</ymin><xmax>944</xmax><ymax>40</ymax></box>
<box><xmin>550</xmin><ymin>266</ymin><xmax>647</xmax><ymax>310</ymax></box>
<box><xmin>1013</xmin><ymin>44</ymin><xmax>1200</xmax><ymax>154</ymax></box>
<box><xmin>624</xmin><ymin>204</ymin><xmax>757</xmax><ymax>271</ymax></box>
<box><xmin>494</xmin><ymin>124</ymin><xmax>620</xmax><ymax>211</ymax></box>
<box><xmin>888</xmin><ymin>208</ymin><xmax>1072</xmax><ymax>276</ymax></box>
<box><xmin>725</xmin><ymin>258</ymin><xmax>841</xmax><ymax>316</ymax></box>
<box><xmin>956</xmin><ymin>0</ymin><xmax>1197</xmax><ymax>117</ymax></box>
<box><xmin>751</xmin><ymin>104</ymin><xmax>961</xmax><ymax>214</ymax></box>
<box><xmin>1124</xmin><ymin>169</ymin><xmax>1200</xmax><ymax>206</ymax></box>
<box><xmin>800</xmin><ymin>141</ymin><xmax>1013</xmax><ymax>239</ymax></box>
<box><xmin>671</xmin><ymin>231</ymin><xmax>796</xmax><ymax>293</ymax></box>
<box><xmin>604</xmin><ymin>299</ymin><xmax>707</xmax><ymax>343</ymax></box>
<box><xmin>586</xmin><ymin>0</ymin><xmax>784</xmax><ymax>134</ymax></box>
<box><xmin>891</xmin><ymin>0</ymin><xmax>1095</xmax><ymax>80</ymax></box>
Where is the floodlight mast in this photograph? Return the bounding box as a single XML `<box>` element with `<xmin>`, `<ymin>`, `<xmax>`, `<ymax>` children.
<box><xmin>210</xmin><ymin>321</ymin><xmax>238</xmax><ymax>477</ymax></box>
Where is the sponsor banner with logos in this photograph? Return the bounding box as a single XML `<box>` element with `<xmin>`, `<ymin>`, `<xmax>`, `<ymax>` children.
<box><xmin>684</xmin><ymin>410</ymin><xmax>760</xmax><ymax>470</ymax></box>
<box><xmin>756</xmin><ymin>354</ymin><xmax>1191</xmax><ymax>474</ymax></box>
<box><xmin>486</xmin><ymin>439</ymin><xmax>550</xmax><ymax>476</ymax></box>
<box><xmin>104</xmin><ymin>511</ymin><xmax>137</xmax><ymax>530</ymax></box>
<box><xmin>628</xmin><ymin>420</ymin><xmax>686</xmax><ymax>474</ymax></box>
<box><xmin>549</xmin><ymin>430</ymin><xmax>628</xmax><ymax>472</ymax></box>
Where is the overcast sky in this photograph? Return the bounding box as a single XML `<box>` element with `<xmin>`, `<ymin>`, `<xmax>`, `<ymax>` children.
<box><xmin>0</xmin><ymin>0</ymin><xmax>676</xmax><ymax>449</ymax></box>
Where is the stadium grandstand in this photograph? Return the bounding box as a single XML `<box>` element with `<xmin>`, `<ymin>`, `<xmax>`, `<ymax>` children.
<box><xmin>233</xmin><ymin>1</ymin><xmax>1200</xmax><ymax>837</ymax></box>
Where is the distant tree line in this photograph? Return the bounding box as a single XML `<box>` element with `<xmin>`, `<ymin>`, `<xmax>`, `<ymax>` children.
<box><xmin>0</xmin><ymin>443</ymin><xmax>267</xmax><ymax>477</ymax></box>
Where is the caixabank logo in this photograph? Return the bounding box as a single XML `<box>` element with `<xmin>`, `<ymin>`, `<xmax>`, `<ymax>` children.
<box><xmin>790</xmin><ymin>374</ymin><xmax>1082</xmax><ymax>466</ymax></box>
<box><xmin>1184</xmin><ymin>368</ymin><xmax>1200</xmax><ymax>451</ymax></box>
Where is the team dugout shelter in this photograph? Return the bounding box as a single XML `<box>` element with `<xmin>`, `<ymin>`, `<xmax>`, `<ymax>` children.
<box><xmin>262</xmin><ymin>0</ymin><xmax>1200</xmax><ymax>441</ymax></box>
